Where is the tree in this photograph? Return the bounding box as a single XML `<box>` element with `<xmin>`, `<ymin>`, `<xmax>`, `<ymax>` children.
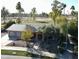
<box><xmin>70</xmin><ymin>6</ymin><xmax>78</xmax><ymax>20</ymax></box>
<box><xmin>68</xmin><ymin>20</ymin><xmax>78</xmax><ymax>38</ymax></box>
<box><xmin>70</xmin><ymin>6</ymin><xmax>75</xmax><ymax>15</ymax></box>
<box><xmin>1</xmin><ymin>7</ymin><xmax>9</xmax><ymax>23</ymax></box>
<box><xmin>15</xmin><ymin>18</ymin><xmax>21</xmax><ymax>24</ymax></box>
<box><xmin>62</xmin><ymin>4</ymin><xmax>66</xmax><ymax>15</ymax></box>
<box><xmin>68</xmin><ymin>20</ymin><xmax>78</xmax><ymax>53</ymax></box>
<box><xmin>56</xmin><ymin>15</ymin><xmax>69</xmax><ymax>51</ymax></box>
<box><xmin>31</xmin><ymin>7</ymin><xmax>36</xmax><ymax>21</ymax></box>
<box><xmin>4</xmin><ymin>21</ymin><xmax>15</xmax><ymax>29</ymax></box>
<box><xmin>50</xmin><ymin>0</ymin><xmax>62</xmax><ymax>27</ymax></box>
<box><xmin>39</xmin><ymin>25</ymin><xmax>60</xmax><ymax>53</ymax></box>
<box><xmin>41</xmin><ymin>12</ymin><xmax>48</xmax><ymax>17</ymax></box>
<box><xmin>70</xmin><ymin>6</ymin><xmax>75</xmax><ymax>11</ymax></box>
<box><xmin>16</xmin><ymin>2</ymin><xmax>24</xmax><ymax>18</ymax></box>
<box><xmin>16</xmin><ymin>2</ymin><xmax>22</xmax><ymax>13</ymax></box>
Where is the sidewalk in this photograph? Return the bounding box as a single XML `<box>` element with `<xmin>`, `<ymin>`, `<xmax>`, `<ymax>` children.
<box><xmin>1</xmin><ymin>55</ymin><xmax>40</xmax><ymax>59</ymax></box>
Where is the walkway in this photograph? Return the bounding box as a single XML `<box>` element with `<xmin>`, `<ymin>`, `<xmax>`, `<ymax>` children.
<box><xmin>1</xmin><ymin>34</ymin><xmax>13</xmax><ymax>46</ymax></box>
<box><xmin>1</xmin><ymin>55</ymin><xmax>40</xmax><ymax>59</ymax></box>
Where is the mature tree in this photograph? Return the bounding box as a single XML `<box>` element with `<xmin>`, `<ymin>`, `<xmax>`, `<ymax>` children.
<box><xmin>41</xmin><ymin>12</ymin><xmax>48</xmax><ymax>17</ymax></box>
<box><xmin>50</xmin><ymin>0</ymin><xmax>68</xmax><ymax>40</ymax></box>
<box><xmin>38</xmin><ymin>25</ymin><xmax>60</xmax><ymax>53</ymax></box>
<box><xmin>16</xmin><ymin>2</ymin><xmax>24</xmax><ymax>24</ymax></box>
<box><xmin>16</xmin><ymin>2</ymin><xmax>21</xmax><ymax>13</ymax></box>
<box><xmin>1</xmin><ymin>7</ymin><xmax>9</xmax><ymax>23</ymax></box>
<box><xmin>50</xmin><ymin>0</ymin><xmax>62</xmax><ymax>27</ymax></box>
<box><xmin>31</xmin><ymin>7</ymin><xmax>36</xmax><ymax>21</ymax></box>
<box><xmin>56</xmin><ymin>16</ymin><xmax>68</xmax><ymax>34</ymax></box>
<box><xmin>16</xmin><ymin>2</ymin><xmax>24</xmax><ymax>17</ymax></box>
<box><xmin>68</xmin><ymin>20</ymin><xmax>78</xmax><ymax>53</ymax></box>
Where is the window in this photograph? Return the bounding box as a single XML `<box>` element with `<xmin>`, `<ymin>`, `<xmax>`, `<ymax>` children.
<box><xmin>9</xmin><ymin>31</ymin><xmax>15</xmax><ymax>36</ymax></box>
<box><xmin>16</xmin><ymin>32</ymin><xmax>21</xmax><ymax>37</ymax></box>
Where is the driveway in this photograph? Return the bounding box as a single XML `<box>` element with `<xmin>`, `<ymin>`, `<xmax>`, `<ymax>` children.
<box><xmin>1</xmin><ymin>55</ymin><xmax>40</xmax><ymax>59</ymax></box>
<box><xmin>1</xmin><ymin>32</ymin><xmax>7</xmax><ymax>37</ymax></box>
<box><xmin>1</xmin><ymin>34</ymin><xmax>13</xmax><ymax>46</ymax></box>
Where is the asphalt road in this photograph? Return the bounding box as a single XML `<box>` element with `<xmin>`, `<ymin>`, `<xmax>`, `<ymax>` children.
<box><xmin>1</xmin><ymin>55</ymin><xmax>40</xmax><ymax>59</ymax></box>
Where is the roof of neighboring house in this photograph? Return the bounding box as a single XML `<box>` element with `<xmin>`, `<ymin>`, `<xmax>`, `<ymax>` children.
<box><xmin>6</xmin><ymin>24</ymin><xmax>47</xmax><ymax>32</ymax></box>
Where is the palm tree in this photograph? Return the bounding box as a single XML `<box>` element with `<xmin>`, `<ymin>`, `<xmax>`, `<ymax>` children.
<box><xmin>70</xmin><ymin>6</ymin><xmax>75</xmax><ymax>11</ymax></box>
<box><xmin>1</xmin><ymin>7</ymin><xmax>9</xmax><ymax>23</ymax></box>
<box><xmin>16</xmin><ymin>2</ymin><xmax>22</xmax><ymax>13</ymax></box>
<box><xmin>31</xmin><ymin>7</ymin><xmax>36</xmax><ymax>21</ymax></box>
<box><xmin>50</xmin><ymin>0</ymin><xmax>63</xmax><ymax>27</ymax></box>
<box><xmin>70</xmin><ymin>6</ymin><xmax>75</xmax><ymax>19</ymax></box>
<box><xmin>16</xmin><ymin>2</ymin><xmax>24</xmax><ymax>23</ymax></box>
<box><xmin>61</xmin><ymin>4</ymin><xmax>66</xmax><ymax>15</ymax></box>
<box><xmin>16</xmin><ymin>2</ymin><xmax>24</xmax><ymax>17</ymax></box>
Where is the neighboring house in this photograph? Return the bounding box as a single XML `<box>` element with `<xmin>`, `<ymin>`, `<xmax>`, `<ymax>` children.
<box><xmin>6</xmin><ymin>24</ymin><xmax>46</xmax><ymax>41</ymax></box>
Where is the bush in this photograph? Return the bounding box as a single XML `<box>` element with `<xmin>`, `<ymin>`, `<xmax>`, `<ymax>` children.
<box><xmin>68</xmin><ymin>20</ymin><xmax>78</xmax><ymax>37</ymax></box>
<box><xmin>15</xmin><ymin>18</ymin><xmax>21</xmax><ymax>24</ymax></box>
<box><xmin>4</xmin><ymin>21</ymin><xmax>15</xmax><ymax>29</ymax></box>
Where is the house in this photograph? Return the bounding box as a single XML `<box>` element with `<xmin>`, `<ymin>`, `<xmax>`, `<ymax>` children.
<box><xmin>6</xmin><ymin>24</ymin><xmax>47</xmax><ymax>41</ymax></box>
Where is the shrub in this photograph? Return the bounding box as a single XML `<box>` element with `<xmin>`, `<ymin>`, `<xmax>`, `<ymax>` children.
<box><xmin>68</xmin><ymin>20</ymin><xmax>78</xmax><ymax>38</ymax></box>
<box><xmin>15</xmin><ymin>18</ymin><xmax>21</xmax><ymax>24</ymax></box>
<box><xmin>4</xmin><ymin>21</ymin><xmax>15</xmax><ymax>29</ymax></box>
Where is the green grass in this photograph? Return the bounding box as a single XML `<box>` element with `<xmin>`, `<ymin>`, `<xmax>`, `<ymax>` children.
<box><xmin>1</xmin><ymin>50</ymin><xmax>56</xmax><ymax>59</ymax></box>
<box><xmin>1</xmin><ymin>50</ymin><xmax>32</xmax><ymax>57</ymax></box>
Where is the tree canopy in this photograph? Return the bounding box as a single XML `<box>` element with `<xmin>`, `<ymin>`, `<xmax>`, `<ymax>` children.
<box><xmin>31</xmin><ymin>7</ymin><xmax>36</xmax><ymax>20</ymax></box>
<box><xmin>1</xmin><ymin>7</ymin><xmax>9</xmax><ymax>23</ymax></box>
<box><xmin>16</xmin><ymin>2</ymin><xmax>24</xmax><ymax>13</ymax></box>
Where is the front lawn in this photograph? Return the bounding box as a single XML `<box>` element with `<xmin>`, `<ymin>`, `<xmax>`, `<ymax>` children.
<box><xmin>1</xmin><ymin>50</ymin><xmax>56</xmax><ymax>59</ymax></box>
